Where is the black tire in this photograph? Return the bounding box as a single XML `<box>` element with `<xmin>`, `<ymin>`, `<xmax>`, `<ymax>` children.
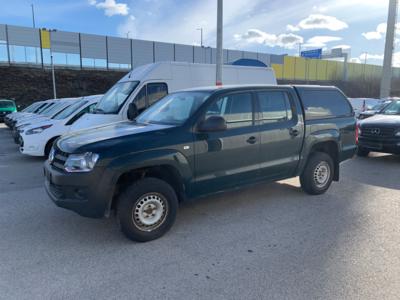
<box><xmin>356</xmin><ymin>147</ymin><xmax>369</xmax><ymax>157</ymax></box>
<box><xmin>44</xmin><ymin>137</ymin><xmax>58</xmax><ymax>157</ymax></box>
<box><xmin>117</xmin><ymin>177</ymin><xmax>178</xmax><ymax>242</ymax></box>
<box><xmin>300</xmin><ymin>152</ymin><xmax>334</xmax><ymax>195</ymax></box>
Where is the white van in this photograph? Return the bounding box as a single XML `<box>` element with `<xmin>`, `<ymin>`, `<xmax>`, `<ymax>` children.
<box><xmin>71</xmin><ymin>61</ymin><xmax>277</xmax><ymax>131</ymax></box>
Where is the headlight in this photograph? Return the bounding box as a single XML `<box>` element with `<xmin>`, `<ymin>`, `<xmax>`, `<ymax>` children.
<box><xmin>25</xmin><ymin>124</ymin><xmax>52</xmax><ymax>135</ymax></box>
<box><xmin>395</xmin><ymin>130</ymin><xmax>400</xmax><ymax>137</ymax></box>
<box><xmin>48</xmin><ymin>147</ymin><xmax>55</xmax><ymax>163</ymax></box>
<box><xmin>64</xmin><ymin>152</ymin><xmax>99</xmax><ymax>173</ymax></box>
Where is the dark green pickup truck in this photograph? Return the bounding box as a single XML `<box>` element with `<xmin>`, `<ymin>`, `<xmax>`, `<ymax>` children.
<box><xmin>44</xmin><ymin>85</ymin><xmax>356</xmax><ymax>242</ymax></box>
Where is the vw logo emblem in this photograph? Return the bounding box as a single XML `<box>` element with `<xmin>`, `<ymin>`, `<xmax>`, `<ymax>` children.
<box><xmin>371</xmin><ymin>128</ymin><xmax>380</xmax><ymax>135</ymax></box>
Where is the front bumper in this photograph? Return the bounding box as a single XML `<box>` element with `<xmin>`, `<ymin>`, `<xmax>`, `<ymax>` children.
<box><xmin>358</xmin><ymin>136</ymin><xmax>400</xmax><ymax>154</ymax></box>
<box><xmin>18</xmin><ymin>134</ymin><xmax>46</xmax><ymax>156</ymax></box>
<box><xmin>44</xmin><ymin>161</ymin><xmax>115</xmax><ymax>218</ymax></box>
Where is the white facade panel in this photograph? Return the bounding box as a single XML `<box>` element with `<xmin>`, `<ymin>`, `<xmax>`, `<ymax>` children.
<box><xmin>132</xmin><ymin>39</ymin><xmax>153</xmax><ymax>67</ymax></box>
<box><xmin>80</xmin><ymin>33</ymin><xmax>107</xmax><ymax>59</ymax></box>
<box><xmin>175</xmin><ymin>44</ymin><xmax>193</xmax><ymax>63</ymax></box>
<box><xmin>108</xmin><ymin>36</ymin><xmax>131</xmax><ymax>64</ymax></box>
<box><xmin>154</xmin><ymin>42</ymin><xmax>174</xmax><ymax>62</ymax></box>
<box><xmin>243</xmin><ymin>51</ymin><xmax>258</xmax><ymax>60</ymax></box>
<box><xmin>227</xmin><ymin>49</ymin><xmax>243</xmax><ymax>63</ymax></box>
<box><xmin>51</xmin><ymin>31</ymin><xmax>80</xmax><ymax>54</ymax></box>
<box><xmin>0</xmin><ymin>25</ymin><xmax>6</xmax><ymax>41</ymax></box>
<box><xmin>7</xmin><ymin>25</ymin><xmax>40</xmax><ymax>47</ymax></box>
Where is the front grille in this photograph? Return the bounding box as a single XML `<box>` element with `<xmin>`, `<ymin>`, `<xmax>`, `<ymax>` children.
<box><xmin>361</xmin><ymin>127</ymin><xmax>395</xmax><ymax>137</ymax></box>
<box><xmin>52</xmin><ymin>148</ymin><xmax>69</xmax><ymax>171</ymax></box>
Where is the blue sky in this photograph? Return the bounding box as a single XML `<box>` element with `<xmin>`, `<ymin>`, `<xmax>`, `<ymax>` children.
<box><xmin>0</xmin><ymin>0</ymin><xmax>397</xmax><ymax>65</ymax></box>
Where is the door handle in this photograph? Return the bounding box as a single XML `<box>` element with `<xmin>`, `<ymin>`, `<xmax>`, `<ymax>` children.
<box><xmin>246</xmin><ymin>136</ymin><xmax>257</xmax><ymax>144</ymax></box>
<box><xmin>289</xmin><ymin>128</ymin><xmax>299</xmax><ymax>137</ymax></box>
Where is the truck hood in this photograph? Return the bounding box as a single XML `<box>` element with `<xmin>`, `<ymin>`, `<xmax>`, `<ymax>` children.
<box><xmin>360</xmin><ymin>114</ymin><xmax>400</xmax><ymax>126</ymax></box>
<box><xmin>58</xmin><ymin>121</ymin><xmax>174</xmax><ymax>153</ymax></box>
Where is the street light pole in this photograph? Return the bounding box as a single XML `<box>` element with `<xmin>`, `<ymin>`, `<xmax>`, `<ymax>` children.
<box><xmin>197</xmin><ymin>28</ymin><xmax>203</xmax><ymax>47</ymax></box>
<box><xmin>31</xmin><ymin>4</ymin><xmax>36</xmax><ymax>28</ymax></box>
<box><xmin>49</xmin><ymin>29</ymin><xmax>57</xmax><ymax>99</ymax></box>
<box><xmin>380</xmin><ymin>0</ymin><xmax>398</xmax><ymax>98</ymax></box>
<box><xmin>216</xmin><ymin>0</ymin><xmax>223</xmax><ymax>86</ymax></box>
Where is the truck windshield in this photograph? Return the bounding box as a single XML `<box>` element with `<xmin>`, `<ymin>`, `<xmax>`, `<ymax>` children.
<box><xmin>381</xmin><ymin>100</ymin><xmax>400</xmax><ymax>115</ymax></box>
<box><xmin>95</xmin><ymin>81</ymin><xmax>139</xmax><ymax>114</ymax></box>
<box><xmin>0</xmin><ymin>100</ymin><xmax>15</xmax><ymax>109</ymax></box>
<box><xmin>136</xmin><ymin>91</ymin><xmax>211</xmax><ymax>125</ymax></box>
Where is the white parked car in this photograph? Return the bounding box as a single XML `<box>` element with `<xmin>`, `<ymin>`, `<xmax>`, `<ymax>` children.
<box><xmin>10</xmin><ymin>99</ymin><xmax>57</xmax><ymax>128</ymax></box>
<box><xmin>15</xmin><ymin>98</ymin><xmax>79</xmax><ymax>130</ymax></box>
<box><xmin>71</xmin><ymin>61</ymin><xmax>277</xmax><ymax>132</ymax></box>
<box><xmin>19</xmin><ymin>95</ymin><xmax>101</xmax><ymax>157</ymax></box>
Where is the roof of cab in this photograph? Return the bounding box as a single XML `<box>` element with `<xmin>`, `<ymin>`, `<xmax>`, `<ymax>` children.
<box><xmin>178</xmin><ymin>84</ymin><xmax>338</xmax><ymax>94</ymax></box>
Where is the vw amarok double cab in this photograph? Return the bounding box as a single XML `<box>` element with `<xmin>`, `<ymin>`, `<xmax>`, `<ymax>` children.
<box><xmin>70</xmin><ymin>61</ymin><xmax>277</xmax><ymax>131</ymax></box>
<box><xmin>45</xmin><ymin>85</ymin><xmax>356</xmax><ymax>242</ymax></box>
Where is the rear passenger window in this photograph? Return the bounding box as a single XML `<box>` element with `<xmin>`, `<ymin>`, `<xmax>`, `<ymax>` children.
<box><xmin>300</xmin><ymin>89</ymin><xmax>352</xmax><ymax>120</ymax></box>
<box><xmin>257</xmin><ymin>91</ymin><xmax>292</xmax><ymax>123</ymax></box>
<box><xmin>147</xmin><ymin>83</ymin><xmax>168</xmax><ymax>106</ymax></box>
<box><xmin>205</xmin><ymin>93</ymin><xmax>253</xmax><ymax>129</ymax></box>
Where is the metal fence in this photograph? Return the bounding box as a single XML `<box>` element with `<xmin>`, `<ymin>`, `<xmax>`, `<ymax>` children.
<box><xmin>0</xmin><ymin>24</ymin><xmax>398</xmax><ymax>81</ymax></box>
<box><xmin>0</xmin><ymin>24</ymin><xmax>283</xmax><ymax>71</ymax></box>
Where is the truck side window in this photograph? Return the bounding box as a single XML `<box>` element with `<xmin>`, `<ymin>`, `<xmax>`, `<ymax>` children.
<box><xmin>257</xmin><ymin>91</ymin><xmax>292</xmax><ymax>123</ymax></box>
<box><xmin>205</xmin><ymin>93</ymin><xmax>253</xmax><ymax>129</ymax></box>
<box><xmin>300</xmin><ymin>89</ymin><xmax>353</xmax><ymax>120</ymax></box>
<box><xmin>133</xmin><ymin>87</ymin><xmax>147</xmax><ymax>113</ymax></box>
<box><xmin>147</xmin><ymin>83</ymin><xmax>168</xmax><ymax>107</ymax></box>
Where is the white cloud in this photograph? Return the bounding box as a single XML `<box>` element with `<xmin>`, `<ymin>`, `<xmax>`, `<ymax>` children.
<box><xmin>89</xmin><ymin>0</ymin><xmax>129</xmax><ymax>17</ymax></box>
<box><xmin>303</xmin><ymin>35</ymin><xmax>342</xmax><ymax>48</ymax></box>
<box><xmin>332</xmin><ymin>44</ymin><xmax>351</xmax><ymax>50</ymax></box>
<box><xmin>287</xmin><ymin>14</ymin><xmax>348</xmax><ymax>32</ymax></box>
<box><xmin>234</xmin><ymin>29</ymin><xmax>303</xmax><ymax>49</ymax></box>
<box><xmin>362</xmin><ymin>23</ymin><xmax>386</xmax><ymax>40</ymax></box>
<box><xmin>362</xmin><ymin>22</ymin><xmax>400</xmax><ymax>40</ymax></box>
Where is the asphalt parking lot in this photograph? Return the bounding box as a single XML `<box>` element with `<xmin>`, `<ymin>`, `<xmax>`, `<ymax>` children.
<box><xmin>0</xmin><ymin>123</ymin><xmax>399</xmax><ymax>300</ymax></box>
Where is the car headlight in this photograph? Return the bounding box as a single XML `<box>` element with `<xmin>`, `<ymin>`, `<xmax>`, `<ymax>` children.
<box><xmin>64</xmin><ymin>152</ymin><xmax>99</xmax><ymax>173</ymax></box>
<box><xmin>395</xmin><ymin>130</ymin><xmax>400</xmax><ymax>137</ymax></box>
<box><xmin>48</xmin><ymin>147</ymin><xmax>55</xmax><ymax>163</ymax></box>
<box><xmin>25</xmin><ymin>124</ymin><xmax>52</xmax><ymax>135</ymax></box>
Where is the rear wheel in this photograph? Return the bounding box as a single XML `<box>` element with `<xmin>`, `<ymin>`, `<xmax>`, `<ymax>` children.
<box><xmin>300</xmin><ymin>152</ymin><xmax>334</xmax><ymax>195</ymax></box>
<box><xmin>117</xmin><ymin>177</ymin><xmax>178</xmax><ymax>242</ymax></box>
<box><xmin>356</xmin><ymin>147</ymin><xmax>370</xmax><ymax>157</ymax></box>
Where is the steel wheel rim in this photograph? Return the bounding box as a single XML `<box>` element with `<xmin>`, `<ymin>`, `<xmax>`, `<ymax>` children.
<box><xmin>132</xmin><ymin>193</ymin><xmax>168</xmax><ymax>232</ymax></box>
<box><xmin>314</xmin><ymin>161</ymin><xmax>330</xmax><ymax>188</ymax></box>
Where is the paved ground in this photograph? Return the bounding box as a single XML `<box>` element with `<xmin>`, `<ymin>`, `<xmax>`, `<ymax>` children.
<box><xmin>0</xmin><ymin>123</ymin><xmax>399</xmax><ymax>300</ymax></box>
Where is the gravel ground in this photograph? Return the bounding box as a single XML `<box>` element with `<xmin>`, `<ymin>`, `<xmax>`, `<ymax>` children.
<box><xmin>0</xmin><ymin>123</ymin><xmax>399</xmax><ymax>300</ymax></box>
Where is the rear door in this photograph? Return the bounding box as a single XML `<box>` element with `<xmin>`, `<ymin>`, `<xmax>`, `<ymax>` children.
<box><xmin>256</xmin><ymin>88</ymin><xmax>303</xmax><ymax>179</ymax></box>
<box><xmin>193</xmin><ymin>91</ymin><xmax>260</xmax><ymax>194</ymax></box>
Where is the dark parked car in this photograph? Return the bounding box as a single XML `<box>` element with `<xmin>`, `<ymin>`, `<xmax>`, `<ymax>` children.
<box><xmin>0</xmin><ymin>99</ymin><xmax>17</xmax><ymax>122</ymax></box>
<box><xmin>358</xmin><ymin>100</ymin><xmax>393</xmax><ymax>120</ymax></box>
<box><xmin>44</xmin><ymin>85</ymin><xmax>357</xmax><ymax>242</ymax></box>
<box><xmin>357</xmin><ymin>99</ymin><xmax>400</xmax><ymax>156</ymax></box>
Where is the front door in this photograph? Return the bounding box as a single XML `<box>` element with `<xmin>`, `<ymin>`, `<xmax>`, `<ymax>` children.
<box><xmin>192</xmin><ymin>91</ymin><xmax>260</xmax><ymax>196</ymax></box>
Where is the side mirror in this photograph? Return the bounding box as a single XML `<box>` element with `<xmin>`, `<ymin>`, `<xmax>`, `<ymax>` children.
<box><xmin>198</xmin><ymin>116</ymin><xmax>227</xmax><ymax>132</ymax></box>
<box><xmin>127</xmin><ymin>102</ymin><xmax>138</xmax><ymax>120</ymax></box>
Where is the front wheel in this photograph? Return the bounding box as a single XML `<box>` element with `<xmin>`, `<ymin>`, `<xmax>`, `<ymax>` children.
<box><xmin>117</xmin><ymin>177</ymin><xmax>178</xmax><ymax>242</ymax></box>
<box><xmin>300</xmin><ymin>152</ymin><xmax>334</xmax><ymax>195</ymax></box>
